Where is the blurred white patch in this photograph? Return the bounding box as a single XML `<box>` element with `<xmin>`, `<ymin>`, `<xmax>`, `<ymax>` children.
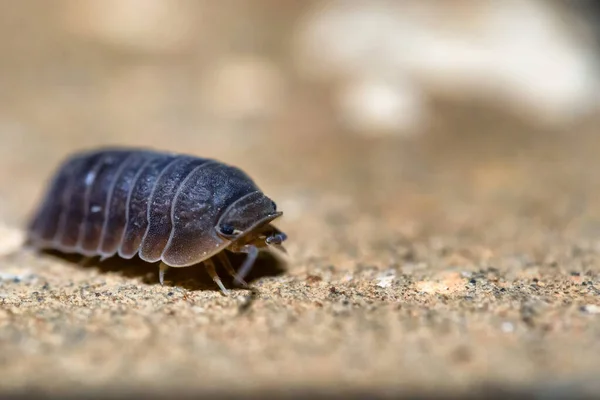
<box><xmin>0</xmin><ymin>224</ymin><xmax>24</xmax><ymax>258</ymax></box>
<box><xmin>501</xmin><ymin>322</ymin><xmax>515</xmax><ymax>333</ymax></box>
<box><xmin>62</xmin><ymin>0</ymin><xmax>197</xmax><ymax>53</ymax></box>
<box><xmin>294</xmin><ymin>0</ymin><xmax>600</xmax><ymax>134</ymax></box>
<box><xmin>337</xmin><ymin>78</ymin><xmax>427</xmax><ymax>135</ymax></box>
<box><xmin>0</xmin><ymin>271</ymin><xmax>37</xmax><ymax>284</ymax></box>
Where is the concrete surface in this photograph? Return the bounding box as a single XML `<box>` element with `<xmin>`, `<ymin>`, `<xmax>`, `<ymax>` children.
<box><xmin>2</xmin><ymin>121</ymin><xmax>600</xmax><ymax>398</ymax></box>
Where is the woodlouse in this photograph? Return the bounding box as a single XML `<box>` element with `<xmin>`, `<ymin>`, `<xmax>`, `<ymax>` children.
<box><xmin>26</xmin><ymin>147</ymin><xmax>287</xmax><ymax>294</ymax></box>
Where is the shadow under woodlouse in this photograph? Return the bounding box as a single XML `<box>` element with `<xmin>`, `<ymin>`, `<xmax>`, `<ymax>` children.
<box><xmin>39</xmin><ymin>248</ymin><xmax>287</xmax><ymax>292</ymax></box>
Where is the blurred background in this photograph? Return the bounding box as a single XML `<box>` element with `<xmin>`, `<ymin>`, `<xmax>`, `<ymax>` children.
<box><xmin>1</xmin><ymin>0</ymin><xmax>600</xmax><ymax>230</ymax></box>
<box><xmin>2</xmin><ymin>1</ymin><xmax>600</xmax><ymax>396</ymax></box>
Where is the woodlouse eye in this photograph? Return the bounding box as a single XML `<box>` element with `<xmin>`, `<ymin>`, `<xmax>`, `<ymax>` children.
<box><xmin>270</xmin><ymin>200</ymin><xmax>277</xmax><ymax>210</ymax></box>
<box><xmin>220</xmin><ymin>224</ymin><xmax>235</xmax><ymax>236</ymax></box>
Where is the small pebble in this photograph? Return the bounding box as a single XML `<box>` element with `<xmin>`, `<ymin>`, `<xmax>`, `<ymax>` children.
<box><xmin>581</xmin><ymin>304</ymin><xmax>600</xmax><ymax>314</ymax></box>
<box><xmin>376</xmin><ymin>271</ymin><xmax>395</xmax><ymax>288</ymax></box>
<box><xmin>501</xmin><ymin>322</ymin><xmax>515</xmax><ymax>333</ymax></box>
<box><xmin>0</xmin><ymin>271</ymin><xmax>36</xmax><ymax>284</ymax></box>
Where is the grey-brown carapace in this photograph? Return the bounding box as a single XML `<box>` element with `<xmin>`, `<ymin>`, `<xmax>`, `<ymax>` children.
<box><xmin>26</xmin><ymin>147</ymin><xmax>287</xmax><ymax>294</ymax></box>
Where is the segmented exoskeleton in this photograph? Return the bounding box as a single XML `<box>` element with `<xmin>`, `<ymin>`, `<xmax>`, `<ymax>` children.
<box><xmin>26</xmin><ymin>147</ymin><xmax>287</xmax><ymax>294</ymax></box>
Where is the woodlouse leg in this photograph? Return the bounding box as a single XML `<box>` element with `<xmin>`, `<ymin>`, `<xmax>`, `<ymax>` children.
<box><xmin>158</xmin><ymin>262</ymin><xmax>169</xmax><ymax>286</ymax></box>
<box><xmin>217</xmin><ymin>252</ymin><xmax>248</xmax><ymax>288</ymax></box>
<box><xmin>204</xmin><ymin>258</ymin><xmax>229</xmax><ymax>295</ymax></box>
<box><xmin>78</xmin><ymin>256</ymin><xmax>94</xmax><ymax>267</ymax></box>
<box><xmin>233</xmin><ymin>245</ymin><xmax>259</xmax><ymax>287</ymax></box>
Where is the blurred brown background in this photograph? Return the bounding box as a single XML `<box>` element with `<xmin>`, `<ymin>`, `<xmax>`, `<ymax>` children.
<box><xmin>1</xmin><ymin>0</ymin><xmax>600</xmax><ymax>398</ymax></box>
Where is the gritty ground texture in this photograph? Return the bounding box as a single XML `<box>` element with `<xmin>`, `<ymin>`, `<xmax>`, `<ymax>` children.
<box><xmin>1</xmin><ymin>2</ymin><xmax>600</xmax><ymax>399</ymax></box>
<box><xmin>3</xmin><ymin>127</ymin><xmax>600</xmax><ymax>399</ymax></box>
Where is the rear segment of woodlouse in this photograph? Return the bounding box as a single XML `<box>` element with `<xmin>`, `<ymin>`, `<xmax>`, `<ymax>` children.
<box><xmin>27</xmin><ymin>147</ymin><xmax>287</xmax><ymax>294</ymax></box>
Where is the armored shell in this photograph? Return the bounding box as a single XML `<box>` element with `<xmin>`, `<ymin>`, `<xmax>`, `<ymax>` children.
<box><xmin>26</xmin><ymin>147</ymin><xmax>286</xmax><ymax>291</ymax></box>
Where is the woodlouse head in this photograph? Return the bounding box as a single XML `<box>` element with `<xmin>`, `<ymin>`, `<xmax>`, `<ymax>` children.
<box><xmin>216</xmin><ymin>191</ymin><xmax>285</xmax><ymax>247</ymax></box>
<box><xmin>215</xmin><ymin>191</ymin><xmax>287</xmax><ymax>286</ymax></box>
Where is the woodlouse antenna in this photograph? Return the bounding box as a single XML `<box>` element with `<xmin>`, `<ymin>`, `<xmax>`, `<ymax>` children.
<box><xmin>266</xmin><ymin>232</ymin><xmax>288</xmax><ymax>255</ymax></box>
